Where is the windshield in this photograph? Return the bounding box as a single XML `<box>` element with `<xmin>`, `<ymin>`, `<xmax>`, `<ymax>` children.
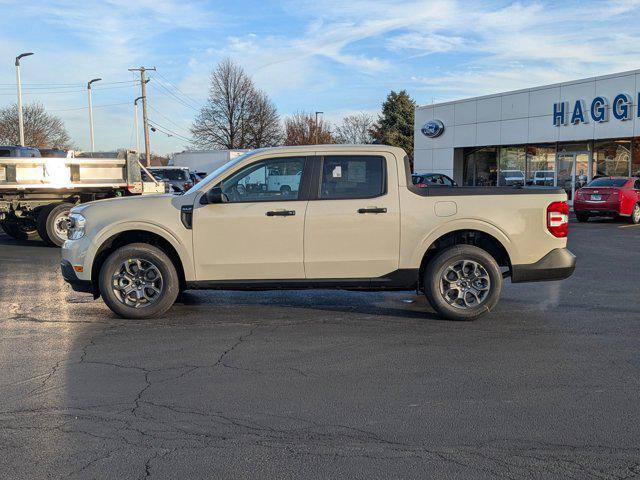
<box><xmin>587</xmin><ymin>178</ymin><xmax>627</xmax><ymax>187</ymax></box>
<box><xmin>185</xmin><ymin>151</ymin><xmax>255</xmax><ymax>195</ymax></box>
<box><xmin>153</xmin><ymin>169</ymin><xmax>188</xmax><ymax>181</ymax></box>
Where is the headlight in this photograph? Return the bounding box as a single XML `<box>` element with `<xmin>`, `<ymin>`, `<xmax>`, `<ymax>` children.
<box><xmin>67</xmin><ymin>213</ymin><xmax>86</xmax><ymax>240</ymax></box>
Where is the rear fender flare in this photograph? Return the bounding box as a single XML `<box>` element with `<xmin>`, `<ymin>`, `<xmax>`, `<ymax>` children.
<box><xmin>409</xmin><ymin>218</ymin><xmax>515</xmax><ymax>268</ymax></box>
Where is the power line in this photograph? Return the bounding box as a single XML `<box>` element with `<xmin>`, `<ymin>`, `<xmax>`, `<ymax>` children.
<box><xmin>0</xmin><ymin>83</ymin><xmax>139</xmax><ymax>95</ymax></box>
<box><xmin>49</xmin><ymin>101</ymin><xmax>131</xmax><ymax>112</ymax></box>
<box><xmin>153</xmin><ymin>71</ymin><xmax>201</xmax><ymax>108</ymax></box>
<box><xmin>148</xmin><ymin>119</ymin><xmax>193</xmax><ymax>143</ymax></box>
<box><xmin>147</xmin><ymin>105</ymin><xmax>193</xmax><ymax>136</ymax></box>
<box><xmin>0</xmin><ymin>80</ymin><xmax>139</xmax><ymax>91</ymax></box>
<box><xmin>148</xmin><ymin>81</ymin><xmax>200</xmax><ymax>112</ymax></box>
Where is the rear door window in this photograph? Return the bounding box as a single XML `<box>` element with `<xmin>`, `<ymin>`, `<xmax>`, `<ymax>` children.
<box><xmin>319</xmin><ymin>155</ymin><xmax>385</xmax><ymax>199</ymax></box>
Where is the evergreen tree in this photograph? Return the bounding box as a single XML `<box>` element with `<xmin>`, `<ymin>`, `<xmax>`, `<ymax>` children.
<box><xmin>371</xmin><ymin>90</ymin><xmax>416</xmax><ymax>163</ymax></box>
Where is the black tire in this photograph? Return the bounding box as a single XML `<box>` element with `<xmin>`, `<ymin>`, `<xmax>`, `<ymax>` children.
<box><xmin>0</xmin><ymin>220</ymin><xmax>39</xmax><ymax>241</ymax></box>
<box><xmin>99</xmin><ymin>243</ymin><xmax>179</xmax><ymax>319</ymax></box>
<box><xmin>280</xmin><ymin>185</ymin><xmax>291</xmax><ymax>196</ymax></box>
<box><xmin>36</xmin><ymin>202</ymin><xmax>74</xmax><ymax>247</ymax></box>
<box><xmin>575</xmin><ymin>212</ymin><xmax>589</xmax><ymax>223</ymax></box>
<box><xmin>630</xmin><ymin>204</ymin><xmax>640</xmax><ymax>225</ymax></box>
<box><xmin>423</xmin><ymin>245</ymin><xmax>502</xmax><ymax>321</ymax></box>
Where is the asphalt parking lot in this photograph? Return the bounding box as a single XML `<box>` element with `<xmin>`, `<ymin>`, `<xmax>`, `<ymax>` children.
<box><xmin>1</xmin><ymin>220</ymin><xmax>639</xmax><ymax>479</ymax></box>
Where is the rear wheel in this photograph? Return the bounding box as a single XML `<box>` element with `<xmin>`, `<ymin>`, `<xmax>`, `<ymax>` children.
<box><xmin>630</xmin><ymin>204</ymin><xmax>640</xmax><ymax>225</ymax></box>
<box><xmin>0</xmin><ymin>220</ymin><xmax>39</xmax><ymax>241</ymax></box>
<box><xmin>575</xmin><ymin>212</ymin><xmax>589</xmax><ymax>223</ymax></box>
<box><xmin>424</xmin><ymin>245</ymin><xmax>502</xmax><ymax>321</ymax></box>
<box><xmin>99</xmin><ymin>243</ymin><xmax>179</xmax><ymax>319</ymax></box>
<box><xmin>37</xmin><ymin>202</ymin><xmax>74</xmax><ymax>247</ymax></box>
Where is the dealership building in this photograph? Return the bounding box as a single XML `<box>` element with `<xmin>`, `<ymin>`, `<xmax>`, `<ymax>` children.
<box><xmin>414</xmin><ymin>69</ymin><xmax>640</xmax><ymax>200</ymax></box>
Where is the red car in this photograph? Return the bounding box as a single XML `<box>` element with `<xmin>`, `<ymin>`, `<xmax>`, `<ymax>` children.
<box><xmin>574</xmin><ymin>177</ymin><xmax>640</xmax><ymax>223</ymax></box>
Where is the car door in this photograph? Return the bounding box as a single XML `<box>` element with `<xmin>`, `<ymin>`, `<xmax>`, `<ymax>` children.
<box><xmin>192</xmin><ymin>155</ymin><xmax>310</xmax><ymax>281</ymax></box>
<box><xmin>304</xmin><ymin>153</ymin><xmax>400</xmax><ymax>279</ymax></box>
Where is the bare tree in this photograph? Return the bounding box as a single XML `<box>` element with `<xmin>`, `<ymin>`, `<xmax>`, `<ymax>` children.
<box><xmin>0</xmin><ymin>102</ymin><xmax>73</xmax><ymax>148</ymax></box>
<box><xmin>246</xmin><ymin>90</ymin><xmax>282</xmax><ymax>148</ymax></box>
<box><xmin>334</xmin><ymin>112</ymin><xmax>375</xmax><ymax>144</ymax></box>
<box><xmin>190</xmin><ymin>58</ymin><xmax>281</xmax><ymax>149</ymax></box>
<box><xmin>284</xmin><ymin>111</ymin><xmax>333</xmax><ymax>145</ymax></box>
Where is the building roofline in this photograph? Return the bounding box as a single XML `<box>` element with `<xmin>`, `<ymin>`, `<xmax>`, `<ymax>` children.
<box><xmin>416</xmin><ymin>67</ymin><xmax>640</xmax><ymax>110</ymax></box>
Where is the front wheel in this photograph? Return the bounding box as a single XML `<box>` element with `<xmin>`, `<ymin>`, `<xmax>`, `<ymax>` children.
<box><xmin>423</xmin><ymin>245</ymin><xmax>502</xmax><ymax>321</ymax></box>
<box><xmin>99</xmin><ymin>243</ymin><xmax>179</xmax><ymax>319</ymax></box>
<box><xmin>37</xmin><ymin>202</ymin><xmax>74</xmax><ymax>247</ymax></box>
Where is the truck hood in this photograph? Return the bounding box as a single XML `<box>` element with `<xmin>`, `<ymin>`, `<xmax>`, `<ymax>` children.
<box><xmin>71</xmin><ymin>193</ymin><xmax>193</xmax><ymax>216</ymax></box>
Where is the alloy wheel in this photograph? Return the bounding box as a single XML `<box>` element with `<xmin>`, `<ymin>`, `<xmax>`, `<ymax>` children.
<box><xmin>439</xmin><ymin>259</ymin><xmax>491</xmax><ymax>309</ymax></box>
<box><xmin>111</xmin><ymin>258</ymin><xmax>164</xmax><ymax>308</ymax></box>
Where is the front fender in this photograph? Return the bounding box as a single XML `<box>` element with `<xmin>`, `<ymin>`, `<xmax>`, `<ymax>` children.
<box><xmin>87</xmin><ymin>220</ymin><xmax>195</xmax><ymax>281</ymax></box>
<box><xmin>407</xmin><ymin>217</ymin><xmax>515</xmax><ymax>268</ymax></box>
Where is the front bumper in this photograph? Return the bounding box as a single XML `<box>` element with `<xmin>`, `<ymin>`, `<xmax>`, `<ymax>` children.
<box><xmin>511</xmin><ymin>248</ymin><xmax>576</xmax><ymax>283</ymax></box>
<box><xmin>61</xmin><ymin>259</ymin><xmax>93</xmax><ymax>293</ymax></box>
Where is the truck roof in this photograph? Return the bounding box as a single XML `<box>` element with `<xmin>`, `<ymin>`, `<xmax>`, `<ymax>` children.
<box><xmin>245</xmin><ymin>144</ymin><xmax>407</xmax><ymax>157</ymax></box>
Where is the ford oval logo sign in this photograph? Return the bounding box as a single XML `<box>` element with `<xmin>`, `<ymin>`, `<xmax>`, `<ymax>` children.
<box><xmin>421</xmin><ymin>119</ymin><xmax>444</xmax><ymax>138</ymax></box>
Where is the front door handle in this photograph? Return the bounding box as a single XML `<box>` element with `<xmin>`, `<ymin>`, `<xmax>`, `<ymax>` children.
<box><xmin>357</xmin><ymin>207</ymin><xmax>387</xmax><ymax>214</ymax></box>
<box><xmin>266</xmin><ymin>210</ymin><xmax>296</xmax><ymax>217</ymax></box>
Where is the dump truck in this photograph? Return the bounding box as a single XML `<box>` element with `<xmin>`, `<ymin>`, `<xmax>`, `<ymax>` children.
<box><xmin>0</xmin><ymin>147</ymin><xmax>163</xmax><ymax>246</ymax></box>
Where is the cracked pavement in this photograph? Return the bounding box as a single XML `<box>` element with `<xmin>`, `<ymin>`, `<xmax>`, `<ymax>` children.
<box><xmin>1</xmin><ymin>220</ymin><xmax>639</xmax><ymax>479</ymax></box>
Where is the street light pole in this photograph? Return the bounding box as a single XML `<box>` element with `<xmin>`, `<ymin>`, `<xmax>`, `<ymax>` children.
<box><xmin>315</xmin><ymin>111</ymin><xmax>323</xmax><ymax>145</ymax></box>
<box><xmin>87</xmin><ymin>78</ymin><xmax>102</xmax><ymax>152</ymax></box>
<box><xmin>134</xmin><ymin>96</ymin><xmax>143</xmax><ymax>155</ymax></box>
<box><xmin>15</xmin><ymin>52</ymin><xmax>33</xmax><ymax>147</ymax></box>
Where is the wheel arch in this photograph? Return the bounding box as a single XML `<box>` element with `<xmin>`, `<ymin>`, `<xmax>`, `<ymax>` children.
<box><xmin>417</xmin><ymin>228</ymin><xmax>512</xmax><ymax>289</ymax></box>
<box><xmin>90</xmin><ymin>228</ymin><xmax>188</xmax><ymax>298</ymax></box>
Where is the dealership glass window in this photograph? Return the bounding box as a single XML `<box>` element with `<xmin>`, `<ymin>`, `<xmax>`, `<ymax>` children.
<box><xmin>463</xmin><ymin>147</ymin><xmax>497</xmax><ymax>186</ymax></box>
<box><xmin>632</xmin><ymin>138</ymin><xmax>640</xmax><ymax>177</ymax></box>
<box><xmin>525</xmin><ymin>145</ymin><xmax>556</xmax><ymax>186</ymax></box>
<box><xmin>498</xmin><ymin>147</ymin><xmax>526</xmax><ymax>186</ymax></box>
<box><xmin>593</xmin><ymin>140</ymin><xmax>631</xmax><ymax>177</ymax></box>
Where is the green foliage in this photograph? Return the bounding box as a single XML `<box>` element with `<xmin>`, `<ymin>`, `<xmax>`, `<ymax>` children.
<box><xmin>371</xmin><ymin>90</ymin><xmax>416</xmax><ymax>160</ymax></box>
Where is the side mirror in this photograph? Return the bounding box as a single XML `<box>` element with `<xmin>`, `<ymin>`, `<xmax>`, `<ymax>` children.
<box><xmin>200</xmin><ymin>187</ymin><xmax>228</xmax><ymax>205</ymax></box>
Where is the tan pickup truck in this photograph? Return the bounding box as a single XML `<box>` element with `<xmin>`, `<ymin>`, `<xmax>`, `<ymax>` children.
<box><xmin>61</xmin><ymin>145</ymin><xmax>575</xmax><ymax>321</ymax></box>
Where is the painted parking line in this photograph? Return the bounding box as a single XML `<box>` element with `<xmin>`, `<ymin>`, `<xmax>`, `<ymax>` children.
<box><xmin>619</xmin><ymin>223</ymin><xmax>640</xmax><ymax>228</ymax></box>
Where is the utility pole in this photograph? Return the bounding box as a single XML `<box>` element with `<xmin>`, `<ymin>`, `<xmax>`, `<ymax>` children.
<box><xmin>87</xmin><ymin>78</ymin><xmax>101</xmax><ymax>152</ymax></box>
<box><xmin>15</xmin><ymin>52</ymin><xmax>33</xmax><ymax>147</ymax></box>
<box><xmin>134</xmin><ymin>96</ymin><xmax>143</xmax><ymax>155</ymax></box>
<box><xmin>128</xmin><ymin>66</ymin><xmax>155</xmax><ymax>166</ymax></box>
<box><xmin>315</xmin><ymin>111</ymin><xmax>323</xmax><ymax>145</ymax></box>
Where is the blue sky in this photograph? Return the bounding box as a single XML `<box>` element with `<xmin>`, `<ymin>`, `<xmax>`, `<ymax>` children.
<box><xmin>0</xmin><ymin>0</ymin><xmax>639</xmax><ymax>154</ymax></box>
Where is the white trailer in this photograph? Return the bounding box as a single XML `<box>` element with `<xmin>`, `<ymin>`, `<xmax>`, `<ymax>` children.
<box><xmin>170</xmin><ymin>149</ymin><xmax>248</xmax><ymax>175</ymax></box>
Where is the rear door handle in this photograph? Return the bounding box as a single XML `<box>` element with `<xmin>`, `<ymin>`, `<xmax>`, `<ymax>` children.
<box><xmin>266</xmin><ymin>210</ymin><xmax>296</xmax><ymax>217</ymax></box>
<box><xmin>357</xmin><ymin>207</ymin><xmax>387</xmax><ymax>214</ymax></box>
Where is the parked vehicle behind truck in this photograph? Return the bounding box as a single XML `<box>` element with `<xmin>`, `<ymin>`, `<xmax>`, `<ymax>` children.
<box><xmin>0</xmin><ymin>148</ymin><xmax>162</xmax><ymax>246</ymax></box>
<box><xmin>61</xmin><ymin>145</ymin><xmax>576</xmax><ymax>321</ymax></box>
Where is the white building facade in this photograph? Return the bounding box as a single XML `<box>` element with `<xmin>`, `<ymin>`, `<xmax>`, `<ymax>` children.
<box><xmin>414</xmin><ymin>69</ymin><xmax>640</xmax><ymax>200</ymax></box>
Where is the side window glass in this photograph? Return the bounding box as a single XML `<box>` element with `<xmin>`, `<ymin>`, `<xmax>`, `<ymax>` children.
<box><xmin>221</xmin><ymin>157</ymin><xmax>305</xmax><ymax>202</ymax></box>
<box><xmin>319</xmin><ymin>155</ymin><xmax>385</xmax><ymax>199</ymax></box>
<box><xmin>635</xmin><ymin>179</ymin><xmax>640</xmax><ymax>189</ymax></box>
<box><xmin>442</xmin><ymin>176</ymin><xmax>454</xmax><ymax>186</ymax></box>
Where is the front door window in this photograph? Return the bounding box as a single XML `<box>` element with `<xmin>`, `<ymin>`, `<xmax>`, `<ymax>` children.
<box><xmin>220</xmin><ymin>157</ymin><xmax>305</xmax><ymax>202</ymax></box>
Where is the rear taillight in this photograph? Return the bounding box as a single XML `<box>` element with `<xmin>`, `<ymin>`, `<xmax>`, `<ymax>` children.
<box><xmin>547</xmin><ymin>201</ymin><xmax>569</xmax><ymax>238</ymax></box>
